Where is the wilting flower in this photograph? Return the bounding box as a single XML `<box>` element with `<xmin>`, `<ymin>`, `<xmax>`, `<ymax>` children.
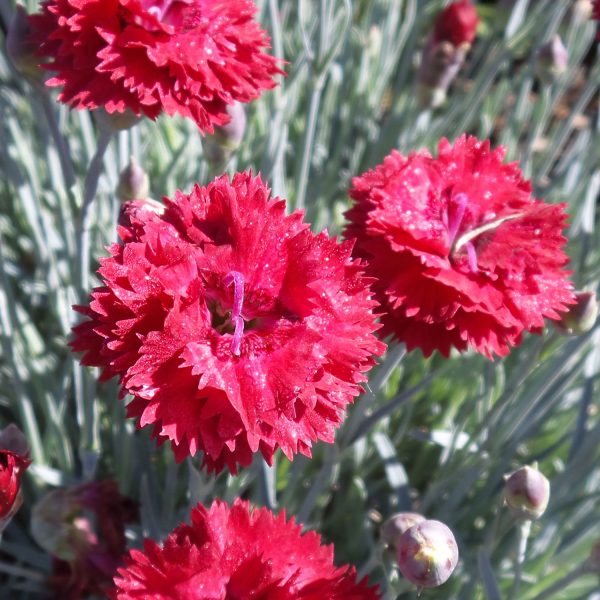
<box><xmin>417</xmin><ymin>0</ymin><xmax>479</xmax><ymax>107</ymax></box>
<box><xmin>29</xmin><ymin>0</ymin><xmax>282</xmax><ymax>132</ymax></box>
<box><xmin>113</xmin><ymin>498</ymin><xmax>380</xmax><ymax>599</ymax></box>
<box><xmin>503</xmin><ymin>465</ymin><xmax>550</xmax><ymax>520</ymax></box>
<box><xmin>31</xmin><ymin>480</ymin><xmax>138</xmax><ymax>599</ymax></box>
<box><xmin>71</xmin><ymin>172</ymin><xmax>384</xmax><ymax>473</ymax></box>
<box><xmin>535</xmin><ymin>35</ymin><xmax>569</xmax><ymax>84</ymax></box>
<box><xmin>396</xmin><ymin>519</ymin><xmax>459</xmax><ymax>589</ymax></box>
<box><xmin>0</xmin><ymin>424</ymin><xmax>30</xmax><ymax>529</ymax></box>
<box><xmin>345</xmin><ymin>135</ymin><xmax>575</xmax><ymax>359</ymax></box>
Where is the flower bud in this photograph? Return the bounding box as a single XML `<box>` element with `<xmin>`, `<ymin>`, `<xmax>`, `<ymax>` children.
<box><xmin>396</xmin><ymin>519</ymin><xmax>459</xmax><ymax>588</ymax></box>
<box><xmin>535</xmin><ymin>35</ymin><xmax>569</xmax><ymax>84</ymax></box>
<box><xmin>0</xmin><ymin>424</ymin><xmax>30</xmax><ymax>531</ymax></box>
<box><xmin>417</xmin><ymin>1</ymin><xmax>479</xmax><ymax>108</ymax></box>
<box><xmin>553</xmin><ymin>291</ymin><xmax>598</xmax><ymax>336</ymax></box>
<box><xmin>504</xmin><ymin>465</ymin><xmax>550</xmax><ymax>520</ymax></box>
<box><xmin>6</xmin><ymin>5</ymin><xmax>42</xmax><ymax>79</ymax></box>
<box><xmin>382</xmin><ymin>512</ymin><xmax>425</xmax><ymax>550</ymax></box>
<box><xmin>204</xmin><ymin>102</ymin><xmax>247</xmax><ymax>166</ymax></box>
<box><xmin>116</xmin><ymin>156</ymin><xmax>150</xmax><ymax>202</ymax></box>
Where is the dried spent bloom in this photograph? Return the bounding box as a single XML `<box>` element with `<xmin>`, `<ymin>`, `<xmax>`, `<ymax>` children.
<box><xmin>29</xmin><ymin>0</ymin><xmax>283</xmax><ymax>132</ymax></box>
<box><xmin>552</xmin><ymin>290</ymin><xmax>598</xmax><ymax>336</ymax></box>
<box><xmin>71</xmin><ymin>172</ymin><xmax>385</xmax><ymax>473</ymax></box>
<box><xmin>382</xmin><ymin>512</ymin><xmax>426</xmax><ymax>551</ymax></box>
<box><xmin>418</xmin><ymin>1</ymin><xmax>479</xmax><ymax>108</ymax></box>
<box><xmin>396</xmin><ymin>520</ymin><xmax>459</xmax><ymax>589</ymax></box>
<box><xmin>113</xmin><ymin>498</ymin><xmax>380</xmax><ymax>599</ymax></box>
<box><xmin>0</xmin><ymin>424</ymin><xmax>30</xmax><ymax>529</ymax></box>
<box><xmin>31</xmin><ymin>480</ymin><xmax>138</xmax><ymax>599</ymax></box>
<box><xmin>535</xmin><ymin>35</ymin><xmax>569</xmax><ymax>84</ymax></box>
<box><xmin>345</xmin><ymin>135</ymin><xmax>575</xmax><ymax>359</ymax></box>
<box><xmin>504</xmin><ymin>465</ymin><xmax>550</xmax><ymax>520</ymax></box>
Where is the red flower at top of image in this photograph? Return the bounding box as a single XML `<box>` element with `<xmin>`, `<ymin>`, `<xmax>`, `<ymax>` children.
<box><xmin>432</xmin><ymin>0</ymin><xmax>479</xmax><ymax>47</ymax></box>
<box><xmin>29</xmin><ymin>0</ymin><xmax>282</xmax><ymax>131</ymax></box>
<box><xmin>345</xmin><ymin>135</ymin><xmax>575</xmax><ymax>359</ymax></box>
<box><xmin>112</xmin><ymin>498</ymin><xmax>380</xmax><ymax>599</ymax></box>
<box><xmin>71</xmin><ymin>172</ymin><xmax>385</xmax><ymax>473</ymax></box>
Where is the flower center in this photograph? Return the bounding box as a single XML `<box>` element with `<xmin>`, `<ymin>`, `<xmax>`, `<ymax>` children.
<box><xmin>222</xmin><ymin>271</ymin><xmax>245</xmax><ymax>356</ymax></box>
<box><xmin>446</xmin><ymin>193</ymin><xmax>522</xmax><ymax>274</ymax></box>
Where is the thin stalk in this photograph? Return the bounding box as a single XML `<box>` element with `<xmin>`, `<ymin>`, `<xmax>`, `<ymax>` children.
<box><xmin>74</xmin><ymin>127</ymin><xmax>112</xmax><ymax>477</ymax></box>
<box><xmin>510</xmin><ymin>519</ymin><xmax>531</xmax><ymax>600</ymax></box>
<box><xmin>77</xmin><ymin>128</ymin><xmax>112</xmax><ymax>298</ymax></box>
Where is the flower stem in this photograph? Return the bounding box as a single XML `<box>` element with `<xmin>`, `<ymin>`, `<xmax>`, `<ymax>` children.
<box><xmin>74</xmin><ymin>127</ymin><xmax>112</xmax><ymax>477</ymax></box>
<box><xmin>77</xmin><ymin>128</ymin><xmax>112</xmax><ymax>299</ymax></box>
<box><xmin>510</xmin><ymin>519</ymin><xmax>531</xmax><ymax>600</ymax></box>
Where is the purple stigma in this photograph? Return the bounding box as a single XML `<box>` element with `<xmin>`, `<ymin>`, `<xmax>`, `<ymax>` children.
<box><xmin>466</xmin><ymin>241</ymin><xmax>478</xmax><ymax>273</ymax></box>
<box><xmin>224</xmin><ymin>271</ymin><xmax>245</xmax><ymax>356</ymax></box>
<box><xmin>447</xmin><ymin>193</ymin><xmax>468</xmax><ymax>248</ymax></box>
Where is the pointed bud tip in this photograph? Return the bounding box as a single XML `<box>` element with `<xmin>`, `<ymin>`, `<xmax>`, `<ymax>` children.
<box><xmin>504</xmin><ymin>465</ymin><xmax>550</xmax><ymax>520</ymax></box>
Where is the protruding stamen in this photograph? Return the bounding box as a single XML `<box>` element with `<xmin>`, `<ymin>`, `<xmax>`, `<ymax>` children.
<box><xmin>224</xmin><ymin>270</ymin><xmax>245</xmax><ymax>355</ymax></box>
<box><xmin>447</xmin><ymin>193</ymin><xmax>468</xmax><ymax>248</ymax></box>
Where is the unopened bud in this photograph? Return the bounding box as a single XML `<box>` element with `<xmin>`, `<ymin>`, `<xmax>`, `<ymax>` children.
<box><xmin>116</xmin><ymin>157</ymin><xmax>150</xmax><ymax>202</ymax></box>
<box><xmin>504</xmin><ymin>465</ymin><xmax>550</xmax><ymax>520</ymax></box>
<box><xmin>553</xmin><ymin>291</ymin><xmax>598</xmax><ymax>336</ymax></box>
<box><xmin>396</xmin><ymin>519</ymin><xmax>459</xmax><ymax>588</ymax></box>
<box><xmin>535</xmin><ymin>35</ymin><xmax>569</xmax><ymax>84</ymax></box>
<box><xmin>7</xmin><ymin>5</ymin><xmax>41</xmax><ymax>79</ymax></box>
<box><xmin>204</xmin><ymin>102</ymin><xmax>247</xmax><ymax>166</ymax></box>
<box><xmin>382</xmin><ymin>512</ymin><xmax>425</xmax><ymax>550</ymax></box>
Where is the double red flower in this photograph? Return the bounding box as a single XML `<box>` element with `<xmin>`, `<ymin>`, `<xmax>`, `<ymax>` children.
<box><xmin>71</xmin><ymin>172</ymin><xmax>384</xmax><ymax>473</ymax></box>
<box><xmin>29</xmin><ymin>0</ymin><xmax>282</xmax><ymax>131</ymax></box>
<box><xmin>113</xmin><ymin>499</ymin><xmax>380</xmax><ymax>599</ymax></box>
<box><xmin>345</xmin><ymin>135</ymin><xmax>575</xmax><ymax>359</ymax></box>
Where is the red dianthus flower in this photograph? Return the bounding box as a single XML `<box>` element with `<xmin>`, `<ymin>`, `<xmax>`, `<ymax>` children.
<box><xmin>112</xmin><ymin>499</ymin><xmax>380</xmax><ymax>599</ymax></box>
<box><xmin>29</xmin><ymin>0</ymin><xmax>282</xmax><ymax>131</ymax></box>
<box><xmin>432</xmin><ymin>0</ymin><xmax>479</xmax><ymax>47</ymax></box>
<box><xmin>345</xmin><ymin>135</ymin><xmax>575</xmax><ymax>359</ymax></box>
<box><xmin>71</xmin><ymin>172</ymin><xmax>385</xmax><ymax>473</ymax></box>
<box><xmin>593</xmin><ymin>0</ymin><xmax>600</xmax><ymax>38</ymax></box>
